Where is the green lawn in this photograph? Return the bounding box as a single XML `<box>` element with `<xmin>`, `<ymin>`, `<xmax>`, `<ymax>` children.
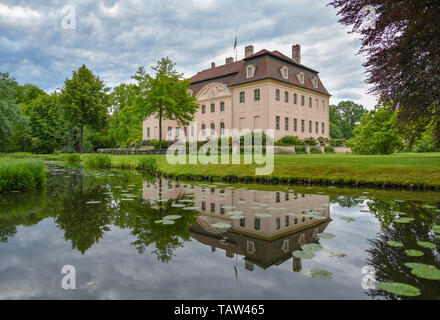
<box><xmin>4</xmin><ymin>152</ymin><xmax>440</xmax><ymax>189</ymax></box>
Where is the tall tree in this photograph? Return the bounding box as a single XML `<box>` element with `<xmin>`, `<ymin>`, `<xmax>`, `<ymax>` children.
<box><xmin>330</xmin><ymin>100</ymin><xmax>367</xmax><ymax>139</ymax></box>
<box><xmin>61</xmin><ymin>65</ymin><xmax>109</xmax><ymax>153</ymax></box>
<box><xmin>132</xmin><ymin>57</ymin><xmax>198</xmax><ymax>149</ymax></box>
<box><xmin>328</xmin><ymin>0</ymin><xmax>440</xmax><ymax>145</ymax></box>
<box><xmin>0</xmin><ymin>72</ymin><xmax>22</xmax><ymax>150</ymax></box>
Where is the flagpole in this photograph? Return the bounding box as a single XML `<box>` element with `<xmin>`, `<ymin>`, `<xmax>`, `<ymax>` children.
<box><xmin>235</xmin><ymin>28</ymin><xmax>238</xmax><ymax>62</ymax></box>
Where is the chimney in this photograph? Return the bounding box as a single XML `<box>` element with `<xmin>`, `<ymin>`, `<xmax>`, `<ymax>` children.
<box><xmin>245</xmin><ymin>45</ymin><xmax>254</xmax><ymax>58</ymax></box>
<box><xmin>211</xmin><ymin>62</ymin><xmax>216</xmax><ymax>68</ymax></box>
<box><xmin>225</xmin><ymin>57</ymin><xmax>234</xmax><ymax>64</ymax></box>
<box><xmin>292</xmin><ymin>44</ymin><xmax>301</xmax><ymax>64</ymax></box>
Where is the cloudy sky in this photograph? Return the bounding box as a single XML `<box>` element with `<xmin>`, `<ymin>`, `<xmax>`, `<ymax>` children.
<box><xmin>0</xmin><ymin>0</ymin><xmax>378</xmax><ymax>108</ymax></box>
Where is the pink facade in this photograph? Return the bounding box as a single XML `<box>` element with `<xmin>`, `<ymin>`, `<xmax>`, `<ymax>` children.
<box><xmin>143</xmin><ymin>44</ymin><xmax>331</xmax><ymax>142</ymax></box>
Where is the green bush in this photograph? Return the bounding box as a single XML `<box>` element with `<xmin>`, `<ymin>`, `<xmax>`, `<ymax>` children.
<box><xmin>295</xmin><ymin>146</ymin><xmax>307</xmax><ymax>154</ymax></box>
<box><xmin>304</xmin><ymin>137</ymin><xmax>318</xmax><ymax>146</ymax></box>
<box><xmin>330</xmin><ymin>139</ymin><xmax>345</xmax><ymax>147</ymax></box>
<box><xmin>84</xmin><ymin>154</ymin><xmax>111</xmax><ymax>168</ymax></box>
<box><xmin>0</xmin><ymin>159</ymin><xmax>47</xmax><ymax>192</ymax></box>
<box><xmin>150</xmin><ymin>139</ymin><xmax>169</xmax><ymax>150</ymax></box>
<box><xmin>275</xmin><ymin>136</ymin><xmax>305</xmax><ymax>146</ymax></box>
<box><xmin>58</xmin><ymin>153</ymin><xmax>81</xmax><ymax>162</ymax></box>
<box><xmin>137</xmin><ymin>157</ymin><xmax>158</xmax><ymax>172</ymax></box>
<box><xmin>324</xmin><ymin>146</ymin><xmax>335</xmax><ymax>153</ymax></box>
<box><xmin>309</xmin><ymin>147</ymin><xmax>322</xmax><ymax>154</ymax></box>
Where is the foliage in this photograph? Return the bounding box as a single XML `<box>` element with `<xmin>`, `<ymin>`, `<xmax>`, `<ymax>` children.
<box><xmin>347</xmin><ymin>104</ymin><xmax>403</xmax><ymax>155</ymax></box>
<box><xmin>58</xmin><ymin>153</ymin><xmax>81</xmax><ymax>162</ymax></box>
<box><xmin>303</xmin><ymin>137</ymin><xmax>318</xmax><ymax>146</ymax></box>
<box><xmin>330</xmin><ymin>101</ymin><xmax>367</xmax><ymax>139</ymax></box>
<box><xmin>137</xmin><ymin>157</ymin><xmax>158</xmax><ymax>172</ymax></box>
<box><xmin>328</xmin><ymin>0</ymin><xmax>440</xmax><ymax>146</ymax></box>
<box><xmin>132</xmin><ymin>57</ymin><xmax>199</xmax><ymax>149</ymax></box>
<box><xmin>149</xmin><ymin>139</ymin><xmax>169</xmax><ymax>150</ymax></box>
<box><xmin>0</xmin><ymin>159</ymin><xmax>46</xmax><ymax>192</ymax></box>
<box><xmin>275</xmin><ymin>136</ymin><xmax>305</xmax><ymax>146</ymax></box>
<box><xmin>83</xmin><ymin>154</ymin><xmax>111</xmax><ymax>168</ymax></box>
<box><xmin>61</xmin><ymin>65</ymin><xmax>110</xmax><ymax>153</ymax></box>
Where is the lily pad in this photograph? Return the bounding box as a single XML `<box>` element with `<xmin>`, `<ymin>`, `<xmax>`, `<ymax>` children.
<box><xmin>226</xmin><ymin>211</ymin><xmax>243</xmax><ymax>215</ymax></box>
<box><xmin>183</xmin><ymin>206</ymin><xmax>199</xmax><ymax>211</ymax></box>
<box><xmin>85</xmin><ymin>201</ymin><xmax>101</xmax><ymax>204</ymax></box>
<box><xmin>317</xmin><ymin>232</ymin><xmax>336</xmax><ymax>239</ymax></box>
<box><xmin>404</xmin><ymin>262</ymin><xmax>433</xmax><ymax>269</ymax></box>
<box><xmin>301</xmin><ymin>243</ymin><xmax>323</xmax><ymax>252</ymax></box>
<box><xmin>171</xmin><ymin>204</ymin><xmax>186</xmax><ymax>208</ymax></box>
<box><xmin>163</xmin><ymin>215</ymin><xmax>182</xmax><ymax>220</ymax></box>
<box><xmin>292</xmin><ymin>250</ymin><xmax>315</xmax><ymax>259</ymax></box>
<box><xmin>210</xmin><ymin>223</ymin><xmax>231</xmax><ymax>229</ymax></box>
<box><xmin>395</xmin><ymin>218</ymin><xmax>415</xmax><ymax>224</ymax></box>
<box><xmin>378</xmin><ymin>282</ymin><xmax>421</xmax><ymax>297</ymax></box>
<box><xmin>432</xmin><ymin>225</ymin><xmax>440</xmax><ymax>233</ymax></box>
<box><xmin>417</xmin><ymin>241</ymin><xmax>436</xmax><ymax>249</ymax></box>
<box><xmin>405</xmin><ymin>249</ymin><xmax>424</xmax><ymax>257</ymax></box>
<box><xmin>254</xmin><ymin>213</ymin><xmax>272</xmax><ymax>218</ymax></box>
<box><xmin>230</xmin><ymin>215</ymin><xmax>245</xmax><ymax>220</ymax></box>
<box><xmin>387</xmin><ymin>241</ymin><xmax>404</xmax><ymax>248</ymax></box>
<box><xmin>411</xmin><ymin>265</ymin><xmax>440</xmax><ymax>280</ymax></box>
<box><xmin>340</xmin><ymin>216</ymin><xmax>355</xmax><ymax>223</ymax></box>
<box><xmin>322</xmin><ymin>251</ymin><xmax>346</xmax><ymax>258</ymax></box>
<box><xmin>301</xmin><ymin>268</ymin><xmax>332</xmax><ymax>280</ymax></box>
<box><xmin>422</xmin><ymin>205</ymin><xmax>437</xmax><ymax>209</ymax></box>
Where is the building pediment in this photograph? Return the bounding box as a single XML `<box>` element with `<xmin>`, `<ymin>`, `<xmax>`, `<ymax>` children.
<box><xmin>196</xmin><ymin>82</ymin><xmax>232</xmax><ymax>101</ymax></box>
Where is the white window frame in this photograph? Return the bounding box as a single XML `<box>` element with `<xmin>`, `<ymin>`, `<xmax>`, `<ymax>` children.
<box><xmin>246</xmin><ymin>65</ymin><xmax>255</xmax><ymax>78</ymax></box>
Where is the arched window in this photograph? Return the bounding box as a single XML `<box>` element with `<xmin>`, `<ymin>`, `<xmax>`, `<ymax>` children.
<box><xmin>210</xmin><ymin>123</ymin><xmax>215</xmax><ymax>136</ymax></box>
<box><xmin>201</xmin><ymin>124</ymin><xmax>206</xmax><ymax>136</ymax></box>
<box><xmin>220</xmin><ymin>122</ymin><xmax>225</xmax><ymax>136</ymax></box>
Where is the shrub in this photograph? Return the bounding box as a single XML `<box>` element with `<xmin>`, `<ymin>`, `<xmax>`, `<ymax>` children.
<box><xmin>330</xmin><ymin>139</ymin><xmax>345</xmax><ymax>147</ymax></box>
<box><xmin>58</xmin><ymin>153</ymin><xmax>81</xmax><ymax>162</ymax></box>
<box><xmin>309</xmin><ymin>147</ymin><xmax>322</xmax><ymax>154</ymax></box>
<box><xmin>304</xmin><ymin>137</ymin><xmax>318</xmax><ymax>146</ymax></box>
<box><xmin>137</xmin><ymin>157</ymin><xmax>158</xmax><ymax>172</ymax></box>
<box><xmin>84</xmin><ymin>154</ymin><xmax>111</xmax><ymax>168</ymax></box>
<box><xmin>295</xmin><ymin>146</ymin><xmax>307</xmax><ymax>154</ymax></box>
<box><xmin>0</xmin><ymin>159</ymin><xmax>47</xmax><ymax>193</ymax></box>
<box><xmin>275</xmin><ymin>136</ymin><xmax>305</xmax><ymax>146</ymax></box>
<box><xmin>150</xmin><ymin>139</ymin><xmax>169</xmax><ymax>150</ymax></box>
<box><xmin>324</xmin><ymin>146</ymin><xmax>335</xmax><ymax>153</ymax></box>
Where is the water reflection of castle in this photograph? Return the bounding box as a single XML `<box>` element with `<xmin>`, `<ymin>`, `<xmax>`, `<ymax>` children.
<box><xmin>143</xmin><ymin>178</ymin><xmax>331</xmax><ymax>272</ymax></box>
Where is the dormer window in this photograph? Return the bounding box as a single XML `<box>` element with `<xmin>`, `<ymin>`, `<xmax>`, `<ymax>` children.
<box><xmin>246</xmin><ymin>65</ymin><xmax>255</xmax><ymax>78</ymax></box>
<box><xmin>311</xmin><ymin>77</ymin><xmax>319</xmax><ymax>88</ymax></box>
<box><xmin>296</xmin><ymin>72</ymin><xmax>305</xmax><ymax>84</ymax></box>
<box><xmin>280</xmin><ymin>66</ymin><xmax>289</xmax><ymax>79</ymax></box>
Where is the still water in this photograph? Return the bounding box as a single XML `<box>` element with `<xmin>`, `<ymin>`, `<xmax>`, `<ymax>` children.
<box><xmin>0</xmin><ymin>162</ymin><xmax>439</xmax><ymax>300</ymax></box>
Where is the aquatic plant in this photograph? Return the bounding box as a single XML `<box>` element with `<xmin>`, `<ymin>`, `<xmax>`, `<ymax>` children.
<box><xmin>84</xmin><ymin>154</ymin><xmax>111</xmax><ymax>168</ymax></box>
<box><xmin>137</xmin><ymin>157</ymin><xmax>158</xmax><ymax>172</ymax></box>
<box><xmin>0</xmin><ymin>159</ymin><xmax>46</xmax><ymax>193</ymax></box>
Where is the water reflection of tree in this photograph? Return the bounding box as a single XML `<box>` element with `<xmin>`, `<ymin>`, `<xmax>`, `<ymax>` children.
<box><xmin>365</xmin><ymin>200</ymin><xmax>440</xmax><ymax>300</ymax></box>
<box><xmin>114</xmin><ymin>196</ymin><xmax>199</xmax><ymax>263</ymax></box>
<box><xmin>330</xmin><ymin>195</ymin><xmax>364</xmax><ymax>208</ymax></box>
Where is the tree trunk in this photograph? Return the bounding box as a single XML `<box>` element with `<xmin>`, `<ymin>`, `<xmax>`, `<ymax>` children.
<box><xmin>80</xmin><ymin>125</ymin><xmax>84</xmax><ymax>154</ymax></box>
<box><xmin>159</xmin><ymin>106</ymin><xmax>163</xmax><ymax>150</ymax></box>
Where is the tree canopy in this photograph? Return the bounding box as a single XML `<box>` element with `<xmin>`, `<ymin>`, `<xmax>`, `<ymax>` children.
<box><xmin>330</xmin><ymin>100</ymin><xmax>367</xmax><ymax>139</ymax></box>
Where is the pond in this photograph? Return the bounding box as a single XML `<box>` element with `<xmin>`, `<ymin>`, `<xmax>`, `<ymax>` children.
<box><xmin>0</xmin><ymin>162</ymin><xmax>439</xmax><ymax>300</ymax></box>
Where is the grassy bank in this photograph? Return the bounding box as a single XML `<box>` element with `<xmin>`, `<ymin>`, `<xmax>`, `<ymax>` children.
<box><xmin>0</xmin><ymin>158</ymin><xmax>47</xmax><ymax>193</ymax></box>
<box><xmin>4</xmin><ymin>152</ymin><xmax>440</xmax><ymax>189</ymax></box>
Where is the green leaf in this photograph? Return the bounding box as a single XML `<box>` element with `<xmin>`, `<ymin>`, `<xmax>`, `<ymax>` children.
<box><xmin>405</xmin><ymin>250</ymin><xmax>424</xmax><ymax>257</ymax></box>
<box><xmin>340</xmin><ymin>216</ymin><xmax>355</xmax><ymax>223</ymax></box>
<box><xmin>163</xmin><ymin>215</ymin><xmax>182</xmax><ymax>220</ymax></box>
<box><xmin>301</xmin><ymin>268</ymin><xmax>332</xmax><ymax>280</ymax></box>
<box><xmin>395</xmin><ymin>217</ymin><xmax>415</xmax><ymax>224</ymax></box>
<box><xmin>301</xmin><ymin>243</ymin><xmax>323</xmax><ymax>252</ymax></box>
<box><xmin>292</xmin><ymin>250</ymin><xmax>315</xmax><ymax>259</ymax></box>
<box><xmin>404</xmin><ymin>262</ymin><xmax>433</xmax><ymax>269</ymax></box>
<box><xmin>411</xmin><ymin>266</ymin><xmax>440</xmax><ymax>280</ymax></box>
<box><xmin>386</xmin><ymin>241</ymin><xmax>404</xmax><ymax>247</ymax></box>
<box><xmin>378</xmin><ymin>282</ymin><xmax>421</xmax><ymax>297</ymax></box>
<box><xmin>417</xmin><ymin>241</ymin><xmax>436</xmax><ymax>249</ymax></box>
<box><xmin>210</xmin><ymin>223</ymin><xmax>231</xmax><ymax>229</ymax></box>
<box><xmin>317</xmin><ymin>232</ymin><xmax>336</xmax><ymax>239</ymax></box>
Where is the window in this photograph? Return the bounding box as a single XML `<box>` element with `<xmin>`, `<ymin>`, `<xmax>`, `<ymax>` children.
<box><xmin>147</xmin><ymin>127</ymin><xmax>150</xmax><ymax>137</ymax></box>
<box><xmin>285</xmin><ymin>193</ymin><xmax>289</xmax><ymax>201</ymax></box>
<box><xmin>275</xmin><ymin>116</ymin><xmax>280</xmax><ymax>130</ymax></box>
<box><xmin>276</xmin><ymin>218</ymin><xmax>281</xmax><ymax>230</ymax></box>
<box><xmin>255</xmin><ymin>218</ymin><xmax>261</xmax><ymax>230</ymax></box>
<box><xmin>308</xmin><ymin>97</ymin><xmax>312</xmax><ymax>108</ymax></box>
<box><xmin>210</xmin><ymin>203</ymin><xmax>215</xmax><ymax>212</ymax></box>
<box><xmin>202</xmin><ymin>201</ymin><xmax>206</xmax><ymax>211</ymax></box>
<box><xmin>202</xmin><ymin>105</ymin><xmax>206</xmax><ymax>114</ymax></box>
<box><xmin>247</xmin><ymin>65</ymin><xmax>255</xmax><ymax>78</ymax></box>
<box><xmin>247</xmin><ymin>241</ymin><xmax>255</xmax><ymax>254</ymax></box>
<box><xmin>220</xmin><ymin>205</ymin><xmax>225</xmax><ymax>214</ymax></box>
<box><xmin>297</xmin><ymin>72</ymin><xmax>305</xmax><ymax>84</ymax></box>
<box><xmin>309</xmin><ymin>121</ymin><xmax>312</xmax><ymax>133</ymax></box>
<box><xmin>285</xmin><ymin>117</ymin><xmax>289</xmax><ymax>131</ymax></box>
<box><xmin>201</xmin><ymin>124</ymin><xmax>206</xmax><ymax>136</ymax></box>
<box><xmin>293</xmin><ymin>118</ymin><xmax>297</xmax><ymax>132</ymax></box>
<box><xmin>240</xmin><ymin>218</ymin><xmax>246</xmax><ymax>228</ymax></box>
<box><xmin>281</xmin><ymin>66</ymin><xmax>289</xmax><ymax>79</ymax></box>
<box><xmin>322</xmin><ymin>122</ymin><xmax>325</xmax><ymax>135</ymax></box>
<box><xmin>284</xmin><ymin>91</ymin><xmax>289</xmax><ymax>103</ymax></box>
<box><xmin>254</xmin><ymin>88</ymin><xmax>260</xmax><ymax>101</ymax></box>
<box><xmin>210</xmin><ymin>123</ymin><xmax>215</xmax><ymax>136</ymax></box>
<box><xmin>301</xmin><ymin>120</ymin><xmax>305</xmax><ymax>132</ymax></box>
<box><xmin>168</xmin><ymin>126</ymin><xmax>172</xmax><ymax>137</ymax></box>
<box><xmin>220</xmin><ymin>122</ymin><xmax>225</xmax><ymax>135</ymax></box>
<box><xmin>276</xmin><ymin>192</ymin><xmax>280</xmax><ymax>203</ymax></box>
<box><xmin>315</xmin><ymin>121</ymin><xmax>319</xmax><ymax>134</ymax></box>
<box><xmin>312</xmin><ymin>77</ymin><xmax>318</xmax><ymax>88</ymax></box>
<box><xmin>184</xmin><ymin>127</ymin><xmax>187</xmax><ymax>137</ymax></box>
<box><xmin>285</xmin><ymin>216</ymin><xmax>289</xmax><ymax>227</ymax></box>
<box><xmin>220</xmin><ymin>101</ymin><xmax>225</xmax><ymax>112</ymax></box>
<box><xmin>239</xmin><ymin>91</ymin><xmax>245</xmax><ymax>103</ymax></box>
<box><xmin>301</xmin><ymin>95</ymin><xmax>305</xmax><ymax>106</ymax></box>
<box><xmin>175</xmin><ymin>127</ymin><xmax>180</xmax><ymax>137</ymax></box>
<box><xmin>293</xmin><ymin>93</ymin><xmax>297</xmax><ymax>104</ymax></box>
<box><xmin>211</xmin><ymin>103</ymin><xmax>215</xmax><ymax>113</ymax></box>
<box><xmin>275</xmin><ymin>89</ymin><xmax>280</xmax><ymax>101</ymax></box>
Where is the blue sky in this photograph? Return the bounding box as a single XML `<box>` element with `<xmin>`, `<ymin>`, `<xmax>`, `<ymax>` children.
<box><xmin>0</xmin><ymin>0</ymin><xmax>378</xmax><ymax>108</ymax></box>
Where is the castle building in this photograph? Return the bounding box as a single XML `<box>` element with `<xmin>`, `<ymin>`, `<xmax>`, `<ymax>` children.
<box><xmin>142</xmin><ymin>44</ymin><xmax>331</xmax><ymax>142</ymax></box>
